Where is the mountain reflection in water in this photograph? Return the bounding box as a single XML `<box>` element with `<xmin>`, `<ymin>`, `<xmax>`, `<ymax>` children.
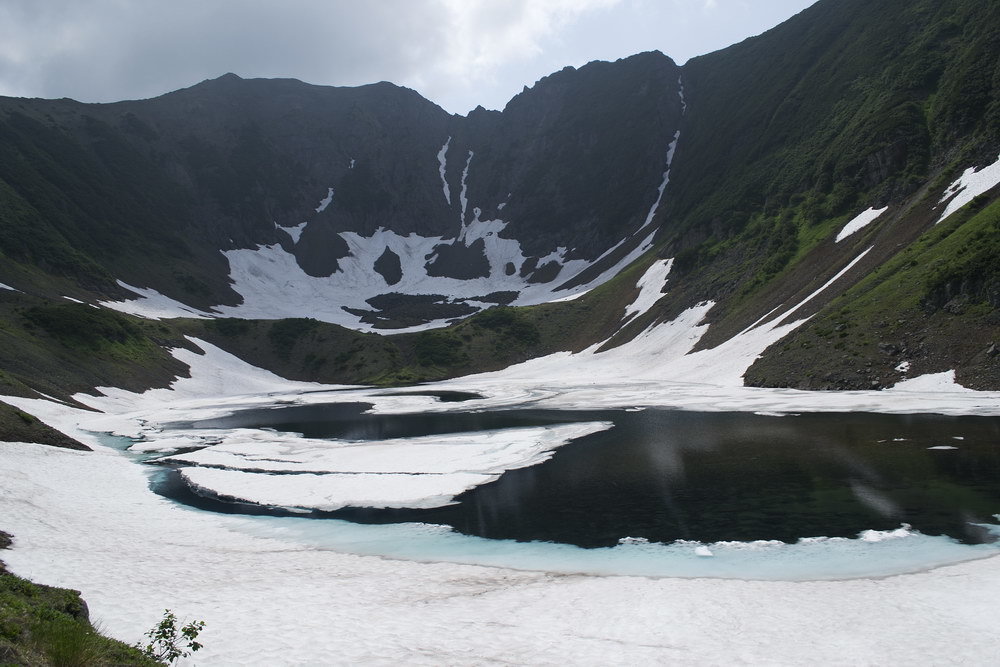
<box><xmin>159</xmin><ymin>405</ymin><xmax>1000</xmax><ymax>548</ymax></box>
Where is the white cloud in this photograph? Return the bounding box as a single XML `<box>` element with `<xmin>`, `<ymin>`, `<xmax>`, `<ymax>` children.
<box><xmin>0</xmin><ymin>0</ymin><xmax>814</xmax><ymax>114</ymax></box>
<box><xmin>411</xmin><ymin>0</ymin><xmax>620</xmax><ymax>108</ymax></box>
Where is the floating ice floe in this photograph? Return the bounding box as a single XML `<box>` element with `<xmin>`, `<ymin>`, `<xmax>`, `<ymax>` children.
<box><xmin>164</xmin><ymin>422</ymin><xmax>612</xmax><ymax>510</ymax></box>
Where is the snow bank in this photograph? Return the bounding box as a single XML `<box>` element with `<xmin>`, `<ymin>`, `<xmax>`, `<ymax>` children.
<box><xmin>887</xmin><ymin>370</ymin><xmax>975</xmax><ymax>393</ymax></box>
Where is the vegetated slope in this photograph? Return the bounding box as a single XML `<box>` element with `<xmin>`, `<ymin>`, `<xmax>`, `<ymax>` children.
<box><xmin>647</xmin><ymin>0</ymin><xmax>1000</xmax><ymax>388</ymax></box>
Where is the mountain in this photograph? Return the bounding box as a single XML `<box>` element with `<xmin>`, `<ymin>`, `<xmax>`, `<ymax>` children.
<box><xmin>0</xmin><ymin>0</ymin><xmax>998</xmax><ymax>409</ymax></box>
<box><xmin>0</xmin><ymin>52</ymin><xmax>682</xmax><ymax>331</ymax></box>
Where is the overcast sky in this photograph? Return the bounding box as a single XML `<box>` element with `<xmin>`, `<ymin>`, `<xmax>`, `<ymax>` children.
<box><xmin>0</xmin><ymin>0</ymin><xmax>816</xmax><ymax>115</ymax></box>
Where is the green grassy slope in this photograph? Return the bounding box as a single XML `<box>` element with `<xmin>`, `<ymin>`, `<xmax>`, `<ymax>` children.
<box><xmin>651</xmin><ymin>0</ymin><xmax>1000</xmax><ymax>385</ymax></box>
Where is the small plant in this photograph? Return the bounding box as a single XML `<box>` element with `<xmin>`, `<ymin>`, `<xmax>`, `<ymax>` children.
<box><xmin>136</xmin><ymin>609</ymin><xmax>205</xmax><ymax>665</ymax></box>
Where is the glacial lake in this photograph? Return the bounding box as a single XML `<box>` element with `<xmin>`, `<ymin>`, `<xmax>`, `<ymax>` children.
<box><xmin>151</xmin><ymin>401</ymin><xmax>1000</xmax><ymax>548</ymax></box>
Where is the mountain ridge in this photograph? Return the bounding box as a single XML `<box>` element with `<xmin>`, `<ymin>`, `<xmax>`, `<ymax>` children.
<box><xmin>0</xmin><ymin>0</ymin><xmax>997</xmax><ymax>404</ymax></box>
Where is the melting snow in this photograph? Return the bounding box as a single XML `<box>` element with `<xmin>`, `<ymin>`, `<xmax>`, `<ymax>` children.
<box><xmin>835</xmin><ymin>206</ymin><xmax>888</xmax><ymax>242</ymax></box>
<box><xmin>937</xmin><ymin>153</ymin><xmax>1000</xmax><ymax>224</ymax></box>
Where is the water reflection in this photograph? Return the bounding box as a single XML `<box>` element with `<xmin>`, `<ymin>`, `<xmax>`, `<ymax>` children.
<box><xmin>160</xmin><ymin>406</ymin><xmax>1000</xmax><ymax>548</ymax></box>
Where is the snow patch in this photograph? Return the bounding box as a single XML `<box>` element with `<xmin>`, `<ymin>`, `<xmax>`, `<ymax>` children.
<box><xmin>0</xmin><ymin>282</ymin><xmax>19</xmax><ymax>291</ymax></box>
<box><xmin>437</xmin><ymin>137</ymin><xmax>451</xmax><ymax>205</ymax></box>
<box><xmin>640</xmin><ymin>131</ymin><xmax>680</xmax><ymax>229</ymax></box>
<box><xmin>280</xmin><ymin>221</ymin><xmax>307</xmax><ymax>244</ymax></box>
<box><xmin>314</xmin><ymin>187</ymin><xmax>334</xmax><ymax>213</ymax></box>
<box><xmin>99</xmin><ymin>281</ymin><xmax>217</xmax><ymax>320</ymax></box>
<box><xmin>459</xmin><ymin>150</ymin><xmax>473</xmax><ymax>226</ymax></box>
<box><xmin>937</xmin><ymin>153</ymin><xmax>1000</xmax><ymax>224</ymax></box>
<box><xmin>835</xmin><ymin>206</ymin><xmax>888</xmax><ymax>242</ymax></box>
<box><xmin>623</xmin><ymin>259</ymin><xmax>672</xmax><ymax>321</ymax></box>
<box><xmin>217</xmin><ymin>221</ymin><xmax>656</xmax><ymax>331</ymax></box>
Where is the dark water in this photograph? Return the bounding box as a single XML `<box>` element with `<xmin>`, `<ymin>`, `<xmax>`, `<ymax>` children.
<box><xmin>156</xmin><ymin>404</ymin><xmax>1000</xmax><ymax>548</ymax></box>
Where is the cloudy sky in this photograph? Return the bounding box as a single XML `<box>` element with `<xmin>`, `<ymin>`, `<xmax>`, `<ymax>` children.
<box><xmin>0</xmin><ymin>0</ymin><xmax>816</xmax><ymax>115</ymax></box>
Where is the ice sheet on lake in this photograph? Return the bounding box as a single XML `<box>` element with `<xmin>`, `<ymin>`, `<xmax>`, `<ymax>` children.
<box><xmin>165</xmin><ymin>422</ymin><xmax>612</xmax><ymax>509</ymax></box>
<box><xmin>182</xmin><ymin>467</ymin><xmax>494</xmax><ymax>510</ymax></box>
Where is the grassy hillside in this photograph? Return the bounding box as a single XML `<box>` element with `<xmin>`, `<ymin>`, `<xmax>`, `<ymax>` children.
<box><xmin>665</xmin><ymin>0</ymin><xmax>999</xmax><ymax>302</ymax></box>
<box><xmin>746</xmin><ymin>195</ymin><xmax>1000</xmax><ymax>389</ymax></box>
<box><xmin>648</xmin><ymin>0</ymin><xmax>1000</xmax><ymax>384</ymax></box>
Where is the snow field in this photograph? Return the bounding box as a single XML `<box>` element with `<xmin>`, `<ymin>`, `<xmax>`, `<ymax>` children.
<box><xmin>3</xmin><ymin>441</ymin><xmax>1000</xmax><ymax>665</ymax></box>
